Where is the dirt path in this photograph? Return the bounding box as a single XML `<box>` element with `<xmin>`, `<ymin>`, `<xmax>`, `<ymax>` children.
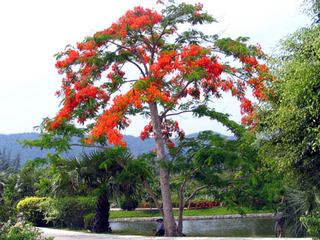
<box><xmin>39</xmin><ymin>227</ymin><xmax>313</xmax><ymax>240</ymax></box>
<box><xmin>39</xmin><ymin>227</ymin><xmax>147</xmax><ymax>240</ymax></box>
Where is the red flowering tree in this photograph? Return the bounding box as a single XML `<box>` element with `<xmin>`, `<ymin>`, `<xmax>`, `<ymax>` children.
<box><xmin>42</xmin><ymin>0</ymin><xmax>272</xmax><ymax>236</ymax></box>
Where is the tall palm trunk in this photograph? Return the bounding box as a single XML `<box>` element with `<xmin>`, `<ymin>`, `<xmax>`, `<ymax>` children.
<box><xmin>149</xmin><ymin>102</ymin><xmax>180</xmax><ymax>237</ymax></box>
<box><xmin>92</xmin><ymin>190</ymin><xmax>111</xmax><ymax>233</ymax></box>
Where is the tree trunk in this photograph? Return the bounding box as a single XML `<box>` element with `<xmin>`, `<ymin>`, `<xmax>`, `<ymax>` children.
<box><xmin>177</xmin><ymin>198</ymin><xmax>184</xmax><ymax>235</ymax></box>
<box><xmin>149</xmin><ymin>102</ymin><xmax>180</xmax><ymax>237</ymax></box>
<box><xmin>92</xmin><ymin>191</ymin><xmax>111</xmax><ymax>233</ymax></box>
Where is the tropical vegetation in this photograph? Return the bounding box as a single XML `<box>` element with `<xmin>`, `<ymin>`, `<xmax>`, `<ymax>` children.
<box><xmin>0</xmin><ymin>0</ymin><xmax>319</xmax><ymax>238</ymax></box>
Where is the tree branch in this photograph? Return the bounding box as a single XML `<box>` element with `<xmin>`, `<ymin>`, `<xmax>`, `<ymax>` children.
<box><xmin>179</xmin><ymin>167</ymin><xmax>199</xmax><ymax>205</ymax></box>
<box><xmin>170</xmin><ymin>139</ymin><xmax>196</xmax><ymax>163</ymax></box>
<box><xmin>70</xmin><ymin>143</ymin><xmax>108</xmax><ymax>151</ymax></box>
<box><xmin>160</xmin><ymin>81</ymin><xmax>193</xmax><ymax>120</ymax></box>
<box><xmin>184</xmin><ymin>185</ymin><xmax>206</xmax><ymax>207</ymax></box>
<box><xmin>165</xmin><ymin>110</ymin><xmax>193</xmax><ymax>118</ymax></box>
<box><xmin>143</xmin><ymin>181</ymin><xmax>164</xmax><ymax>216</ymax></box>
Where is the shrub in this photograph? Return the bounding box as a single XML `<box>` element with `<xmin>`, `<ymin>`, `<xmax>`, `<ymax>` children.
<box><xmin>0</xmin><ymin>213</ymin><xmax>53</xmax><ymax>240</ymax></box>
<box><xmin>187</xmin><ymin>201</ymin><xmax>221</xmax><ymax>209</ymax></box>
<box><xmin>0</xmin><ymin>200</ymin><xmax>14</xmax><ymax>223</ymax></box>
<box><xmin>300</xmin><ymin>214</ymin><xmax>320</xmax><ymax>238</ymax></box>
<box><xmin>83</xmin><ymin>213</ymin><xmax>95</xmax><ymax>230</ymax></box>
<box><xmin>16</xmin><ymin>197</ymin><xmax>47</xmax><ymax>227</ymax></box>
<box><xmin>40</xmin><ymin>196</ymin><xmax>97</xmax><ymax>229</ymax></box>
<box><xmin>120</xmin><ymin>197</ymin><xmax>139</xmax><ymax>211</ymax></box>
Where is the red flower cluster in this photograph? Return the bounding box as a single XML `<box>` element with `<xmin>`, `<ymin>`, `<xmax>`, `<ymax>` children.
<box><xmin>140</xmin><ymin>120</ymin><xmax>185</xmax><ymax>149</ymax></box>
<box><xmin>102</xmin><ymin>6</ymin><xmax>162</xmax><ymax>38</ymax></box>
<box><xmin>188</xmin><ymin>201</ymin><xmax>220</xmax><ymax>209</ymax></box>
<box><xmin>194</xmin><ymin>3</ymin><xmax>203</xmax><ymax>18</ymax></box>
<box><xmin>55</xmin><ymin>50</ymin><xmax>79</xmax><ymax>70</ymax></box>
<box><xmin>49</xmin><ymin>2</ymin><xmax>273</xmax><ymax>147</ymax></box>
<box><xmin>86</xmin><ymin>89</ymin><xmax>142</xmax><ymax>146</ymax></box>
<box><xmin>140</xmin><ymin>122</ymin><xmax>153</xmax><ymax>141</ymax></box>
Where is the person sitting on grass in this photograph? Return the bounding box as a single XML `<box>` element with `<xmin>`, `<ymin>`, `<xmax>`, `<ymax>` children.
<box><xmin>154</xmin><ymin>217</ymin><xmax>165</xmax><ymax>236</ymax></box>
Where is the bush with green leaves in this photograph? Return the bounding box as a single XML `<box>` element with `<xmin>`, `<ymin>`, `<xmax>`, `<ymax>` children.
<box><xmin>40</xmin><ymin>196</ymin><xmax>97</xmax><ymax>229</ymax></box>
<box><xmin>0</xmin><ymin>213</ymin><xmax>53</xmax><ymax>240</ymax></box>
<box><xmin>16</xmin><ymin>197</ymin><xmax>47</xmax><ymax>227</ymax></box>
<box><xmin>301</xmin><ymin>213</ymin><xmax>320</xmax><ymax>238</ymax></box>
<box><xmin>120</xmin><ymin>197</ymin><xmax>139</xmax><ymax>211</ymax></box>
<box><xmin>0</xmin><ymin>200</ymin><xmax>14</xmax><ymax>223</ymax></box>
<box><xmin>83</xmin><ymin>212</ymin><xmax>95</xmax><ymax>230</ymax></box>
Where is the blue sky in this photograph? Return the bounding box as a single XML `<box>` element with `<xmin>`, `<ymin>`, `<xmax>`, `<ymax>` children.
<box><xmin>0</xmin><ymin>0</ymin><xmax>311</xmax><ymax>136</ymax></box>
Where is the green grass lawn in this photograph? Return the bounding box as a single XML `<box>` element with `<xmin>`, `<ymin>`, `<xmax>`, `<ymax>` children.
<box><xmin>109</xmin><ymin>206</ymin><xmax>272</xmax><ymax>219</ymax></box>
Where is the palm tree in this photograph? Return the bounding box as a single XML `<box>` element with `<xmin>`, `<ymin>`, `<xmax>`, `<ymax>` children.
<box><xmin>69</xmin><ymin>147</ymin><xmax>146</xmax><ymax>233</ymax></box>
<box><xmin>15</xmin><ymin>167</ymin><xmax>37</xmax><ymax>199</ymax></box>
<box><xmin>281</xmin><ymin>186</ymin><xmax>319</xmax><ymax>237</ymax></box>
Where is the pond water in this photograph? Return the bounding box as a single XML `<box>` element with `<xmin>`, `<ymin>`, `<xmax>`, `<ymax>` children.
<box><xmin>110</xmin><ymin>217</ymin><xmax>276</xmax><ymax>237</ymax></box>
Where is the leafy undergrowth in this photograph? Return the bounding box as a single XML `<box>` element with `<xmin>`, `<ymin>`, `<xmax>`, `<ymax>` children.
<box><xmin>109</xmin><ymin>206</ymin><xmax>272</xmax><ymax>219</ymax></box>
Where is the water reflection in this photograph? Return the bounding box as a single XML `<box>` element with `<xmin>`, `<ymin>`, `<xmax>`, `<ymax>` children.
<box><xmin>110</xmin><ymin>218</ymin><xmax>276</xmax><ymax>237</ymax></box>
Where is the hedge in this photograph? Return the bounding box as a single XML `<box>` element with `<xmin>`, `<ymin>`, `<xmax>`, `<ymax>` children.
<box><xmin>16</xmin><ymin>197</ymin><xmax>48</xmax><ymax>227</ymax></box>
<box><xmin>40</xmin><ymin>196</ymin><xmax>97</xmax><ymax>229</ymax></box>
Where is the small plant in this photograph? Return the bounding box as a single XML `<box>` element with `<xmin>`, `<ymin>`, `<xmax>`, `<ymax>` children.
<box><xmin>0</xmin><ymin>213</ymin><xmax>54</xmax><ymax>240</ymax></box>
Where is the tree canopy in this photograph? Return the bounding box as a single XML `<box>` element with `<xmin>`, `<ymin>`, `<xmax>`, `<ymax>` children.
<box><xmin>48</xmin><ymin>1</ymin><xmax>271</xmax><ymax>145</ymax></box>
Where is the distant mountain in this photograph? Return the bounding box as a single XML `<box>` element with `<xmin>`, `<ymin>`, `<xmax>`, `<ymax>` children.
<box><xmin>0</xmin><ymin>131</ymin><xmax>234</xmax><ymax>166</ymax></box>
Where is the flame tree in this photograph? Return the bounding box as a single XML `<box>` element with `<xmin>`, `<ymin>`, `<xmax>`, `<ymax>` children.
<box><xmin>42</xmin><ymin>0</ymin><xmax>272</xmax><ymax>236</ymax></box>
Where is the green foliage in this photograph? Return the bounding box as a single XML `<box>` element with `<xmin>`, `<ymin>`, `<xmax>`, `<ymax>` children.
<box><xmin>167</xmin><ymin>111</ymin><xmax>282</xmax><ymax>211</ymax></box>
<box><xmin>258</xmin><ymin>25</ymin><xmax>320</xmax><ymax>189</ymax></box>
<box><xmin>301</xmin><ymin>213</ymin><xmax>320</xmax><ymax>238</ymax></box>
<box><xmin>83</xmin><ymin>213</ymin><xmax>95</xmax><ymax>230</ymax></box>
<box><xmin>39</xmin><ymin>196</ymin><xmax>97</xmax><ymax>229</ymax></box>
<box><xmin>302</xmin><ymin>0</ymin><xmax>320</xmax><ymax>23</ymax></box>
<box><xmin>0</xmin><ymin>213</ymin><xmax>53</xmax><ymax>240</ymax></box>
<box><xmin>16</xmin><ymin>197</ymin><xmax>47</xmax><ymax>227</ymax></box>
<box><xmin>0</xmin><ymin>198</ymin><xmax>16</xmax><ymax>224</ymax></box>
<box><xmin>72</xmin><ymin>148</ymin><xmax>147</xmax><ymax>220</ymax></box>
<box><xmin>2</xmin><ymin>173</ymin><xmax>20</xmax><ymax>207</ymax></box>
<box><xmin>226</xmin><ymin>131</ymin><xmax>284</xmax><ymax>210</ymax></box>
<box><xmin>280</xmin><ymin>187</ymin><xmax>318</xmax><ymax>237</ymax></box>
<box><xmin>14</xmin><ymin>167</ymin><xmax>38</xmax><ymax>200</ymax></box>
<box><xmin>256</xmin><ymin>17</ymin><xmax>320</xmax><ymax>238</ymax></box>
<box><xmin>2</xmin><ymin>166</ymin><xmax>54</xmax><ymax>208</ymax></box>
<box><xmin>160</xmin><ymin>0</ymin><xmax>216</xmax><ymax>27</ymax></box>
<box><xmin>120</xmin><ymin>197</ymin><xmax>139</xmax><ymax>211</ymax></box>
<box><xmin>193</xmin><ymin>105</ymin><xmax>245</xmax><ymax>138</ymax></box>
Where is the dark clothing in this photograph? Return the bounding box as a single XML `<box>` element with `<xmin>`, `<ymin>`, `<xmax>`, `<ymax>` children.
<box><xmin>155</xmin><ymin>221</ymin><xmax>165</xmax><ymax>236</ymax></box>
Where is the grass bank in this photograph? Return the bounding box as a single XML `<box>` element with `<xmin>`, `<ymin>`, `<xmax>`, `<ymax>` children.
<box><xmin>109</xmin><ymin>206</ymin><xmax>272</xmax><ymax>219</ymax></box>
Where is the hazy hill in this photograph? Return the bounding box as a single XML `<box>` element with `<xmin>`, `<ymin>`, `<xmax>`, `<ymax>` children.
<box><xmin>0</xmin><ymin>132</ymin><xmax>234</xmax><ymax>166</ymax></box>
